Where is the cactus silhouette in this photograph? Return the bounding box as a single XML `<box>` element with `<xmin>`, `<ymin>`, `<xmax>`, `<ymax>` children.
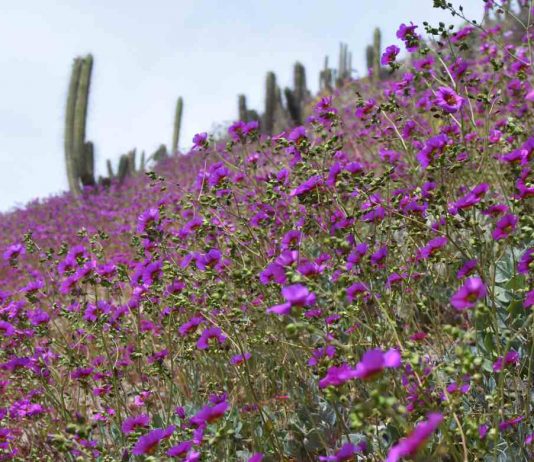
<box><xmin>286</xmin><ymin>62</ymin><xmax>309</xmax><ymax>125</ymax></box>
<box><xmin>172</xmin><ymin>97</ymin><xmax>183</xmax><ymax>154</ymax></box>
<box><xmin>238</xmin><ymin>94</ymin><xmax>248</xmax><ymax>122</ymax></box>
<box><xmin>64</xmin><ymin>54</ymin><xmax>95</xmax><ymax>194</ymax></box>
<box><xmin>263</xmin><ymin>72</ymin><xmax>277</xmax><ymax>135</ymax></box>
<box><xmin>372</xmin><ymin>27</ymin><xmax>382</xmax><ymax>82</ymax></box>
<box><xmin>319</xmin><ymin>56</ymin><xmax>333</xmax><ymax>92</ymax></box>
<box><xmin>366</xmin><ymin>45</ymin><xmax>374</xmax><ymax>77</ymax></box>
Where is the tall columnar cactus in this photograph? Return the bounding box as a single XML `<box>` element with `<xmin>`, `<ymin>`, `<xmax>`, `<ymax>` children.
<box><xmin>80</xmin><ymin>141</ymin><xmax>95</xmax><ymax>186</ymax></box>
<box><xmin>366</xmin><ymin>45</ymin><xmax>375</xmax><ymax>77</ymax></box>
<box><xmin>64</xmin><ymin>54</ymin><xmax>95</xmax><ymax>194</ymax></box>
<box><xmin>337</xmin><ymin>43</ymin><xmax>346</xmax><ymax>85</ymax></box>
<box><xmin>139</xmin><ymin>151</ymin><xmax>146</xmax><ymax>172</ymax></box>
<box><xmin>238</xmin><ymin>94</ymin><xmax>248</xmax><ymax>122</ymax></box>
<box><xmin>319</xmin><ymin>56</ymin><xmax>333</xmax><ymax>92</ymax></box>
<box><xmin>171</xmin><ymin>97</ymin><xmax>183</xmax><ymax>154</ymax></box>
<box><xmin>152</xmin><ymin>144</ymin><xmax>168</xmax><ymax>162</ymax></box>
<box><xmin>263</xmin><ymin>72</ymin><xmax>277</xmax><ymax>135</ymax></box>
<box><xmin>65</xmin><ymin>59</ymin><xmax>82</xmax><ymax>194</ymax></box>
<box><xmin>117</xmin><ymin>154</ymin><xmax>129</xmax><ymax>183</ymax></box>
<box><xmin>286</xmin><ymin>62</ymin><xmax>309</xmax><ymax>126</ymax></box>
<box><xmin>106</xmin><ymin>159</ymin><xmax>114</xmax><ymax>179</ymax></box>
<box><xmin>372</xmin><ymin>27</ymin><xmax>382</xmax><ymax>82</ymax></box>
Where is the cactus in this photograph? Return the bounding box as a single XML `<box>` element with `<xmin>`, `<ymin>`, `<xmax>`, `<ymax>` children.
<box><xmin>127</xmin><ymin>149</ymin><xmax>136</xmax><ymax>176</ymax></box>
<box><xmin>171</xmin><ymin>97</ymin><xmax>183</xmax><ymax>154</ymax></box>
<box><xmin>319</xmin><ymin>56</ymin><xmax>333</xmax><ymax>92</ymax></box>
<box><xmin>366</xmin><ymin>45</ymin><xmax>374</xmax><ymax>77</ymax></box>
<box><xmin>152</xmin><ymin>144</ymin><xmax>168</xmax><ymax>162</ymax></box>
<box><xmin>285</xmin><ymin>62</ymin><xmax>309</xmax><ymax>126</ymax></box>
<box><xmin>238</xmin><ymin>94</ymin><xmax>248</xmax><ymax>122</ymax></box>
<box><xmin>263</xmin><ymin>72</ymin><xmax>277</xmax><ymax>135</ymax></box>
<box><xmin>64</xmin><ymin>54</ymin><xmax>95</xmax><ymax>195</ymax></box>
<box><xmin>139</xmin><ymin>151</ymin><xmax>146</xmax><ymax>172</ymax></box>
<box><xmin>117</xmin><ymin>154</ymin><xmax>129</xmax><ymax>183</ymax></box>
<box><xmin>336</xmin><ymin>43</ymin><xmax>352</xmax><ymax>86</ymax></box>
<box><xmin>372</xmin><ymin>28</ymin><xmax>382</xmax><ymax>82</ymax></box>
<box><xmin>273</xmin><ymin>85</ymin><xmax>291</xmax><ymax>134</ymax></box>
<box><xmin>80</xmin><ymin>142</ymin><xmax>95</xmax><ymax>186</ymax></box>
<box><xmin>106</xmin><ymin>159</ymin><xmax>114</xmax><ymax>179</ymax></box>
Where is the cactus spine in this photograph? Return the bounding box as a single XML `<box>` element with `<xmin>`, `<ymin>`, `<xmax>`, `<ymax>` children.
<box><xmin>64</xmin><ymin>54</ymin><xmax>95</xmax><ymax>194</ymax></box>
<box><xmin>171</xmin><ymin>97</ymin><xmax>183</xmax><ymax>153</ymax></box>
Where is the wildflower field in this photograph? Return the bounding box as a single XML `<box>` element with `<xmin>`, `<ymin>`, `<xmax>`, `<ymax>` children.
<box><xmin>0</xmin><ymin>2</ymin><xmax>533</xmax><ymax>460</ymax></box>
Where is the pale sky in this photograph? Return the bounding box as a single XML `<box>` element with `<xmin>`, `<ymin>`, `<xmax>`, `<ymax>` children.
<box><xmin>0</xmin><ymin>0</ymin><xmax>483</xmax><ymax>212</ymax></box>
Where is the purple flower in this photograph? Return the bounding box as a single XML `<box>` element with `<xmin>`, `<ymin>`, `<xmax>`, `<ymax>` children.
<box><xmin>397</xmin><ymin>22</ymin><xmax>421</xmax><ymax>51</ymax></box>
<box><xmin>308</xmin><ymin>345</ymin><xmax>336</xmax><ymax>366</ymax></box>
<box><xmin>370</xmin><ymin>246</ymin><xmax>388</xmax><ymax>267</ymax></box>
<box><xmin>319</xmin><ymin>441</ymin><xmax>367</xmax><ymax>461</ymax></box>
<box><xmin>196</xmin><ymin>327</ymin><xmax>227</xmax><ymax>350</ymax></box>
<box><xmin>518</xmin><ymin>248</ymin><xmax>533</xmax><ymax>274</ymax></box>
<box><xmin>435</xmin><ymin>86</ymin><xmax>464</xmax><ymax>113</ymax></box>
<box><xmin>248</xmin><ymin>453</ymin><xmax>263</xmax><ymax>462</ymax></box>
<box><xmin>179</xmin><ymin>316</ymin><xmax>204</xmax><ymax>336</ymax></box>
<box><xmin>381</xmin><ymin>45</ymin><xmax>400</xmax><ymax>65</ymax></box>
<box><xmin>319</xmin><ymin>364</ymin><xmax>359</xmax><ymax>388</ymax></box>
<box><xmin>524</xmin><ymin>290</ymin><xmax>534</xmax><ymax>309</ymax></box>
<box><xmin>456</xmin><ymin>259</ymin><xmax>478</xmax><ymax>279</ymax></box>
<box><xmin>267</xmin><ymin>284</ymin><xmax>315</xmax><ymax>315</ymax></box>
<box><xmin>450</xmin><ymin>277</ymin><xmax>486</xmax><ymax>310</ymax></box>
<box><xmin>137</xmin><ymin>208</ymin><xmax>160</xmax><ymax>234</ymax></box>
<box><xmin>192</xmin><ymin>132</ymin><xmax>208</xmax><ymax>150</ymax></box>
<box><xmin>290</xmin><ymin>175</ymin><xmax>323</xmax><ymax>197</ymax></box>
<box><xmin>416</xmin><ymin>134</ymin><xmax>448</xmax><ymax>169</ymax></box>
<box><xmin>492</xmin><ymin>214</ymin><xmax>518</xmax><ymax>240</ymax></box>
<box><xmin>3</xmin><ymin>243</ymin><xmax>25</xmax><ymax>261</ymax></box>
<box><xmin>190</xmin><ymin>401</ymin><xmax>228</xmax><ymax>427</ymax></box>
<box><xmin>346</xmin><ymin>282</ymin><xmax>369</xmax><ymax>302</ymax></box>
<box><xmin>230</xmin><ymin>352</ymin><xmax>251</xmax><ymax>365</ymax></box>
<box><xmin>353</xmin><ymin>348</ymin><xmax>401</xmax><ymax>380</ymax></box>
<box><xmin>386</xmin><ymin>413</ymin><xmax>443</xmax><ymax>462</ymax></box>
<box><xmin>498</xmin><ymin>416</ymin><xmax>524</xmax><ymax>432</ymax></box>
<box><xmin>167</xmin><ymin>441</ymin><xmax>193</xmax><ymax>457</ymax></box>
<box><xmin>0</xmin><ymin>321</ymin><xmax>16</xmax><ymax>337</ymax></box>
<box><xmin>416</xmin><ymin>236</ymin><xmax>448</xmax><ymax>260</ymax></box>
<box><xmin>288</xmin><ymin>126</ymin><xmax>307</xmax><ymax>143</ymax></box>
<box><xmin>121</xmin><ymin>414</ymin><xmax>150</xmax><ymax>434</ymax></box>
<box><xmin>132</xmin><ymin>426</ymin><xmax>175</xmax><ymax>455</ymax></box>
<box><xmin>493</xmin><ymin>351</ymin><xmax>520</xmax><ymax>372</ymax></box>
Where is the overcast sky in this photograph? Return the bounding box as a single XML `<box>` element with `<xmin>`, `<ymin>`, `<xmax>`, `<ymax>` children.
<box><xmin>0</xmin><ymin>0</ymin><xmax>483</xmax><ymax>212</ymax></box>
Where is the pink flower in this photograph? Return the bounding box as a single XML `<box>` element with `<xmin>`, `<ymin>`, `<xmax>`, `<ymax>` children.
<box><xmin>450</xmin><ymin>277</ymin><xmax>486</xmax><ymax>310</ymax></box>
<box><xmin>230</xmin><ymin>352</ymin><xmax>251</xmax><ymax>366</ymax></box>
<box><xmin>196</xmin><ymin>327</ymin><xmax>227</xmax><ymax>350</ymax></box>
<box><xmin>381</xmin><ymin>45</ymin><xmax>400</xmax><ymax>65</ymax></box>
<box><xmin>386</xmin><ymin>413</ymin><xmax>443</xmax><ymax>462</ymax></box>
<box><xmin>492</xmin><ymin>214</ymin><xmax>518</xmax><ymax>241</ymax></box>
<box><xmin>121</xmin><ymin>414</ymin><xmax>150</xmax><ymax>434</ymax></box>
<box><xmin>493</xmin><ymin>351</ymin><xmax>520</xmax><ymax>372</ymax></box>
<box><xmin>319</xmin><ymin>441</ymin><xmax>367</xmax><ymax>461</ymax></box>
<box><xmin>353</xmin><ymin>348</ymin><xmax>401</xmax><ymax>380</ymax></box>
<box><xmin>132</xmin><ymin>426</ymin><xmax>175</xmax><ymax>455</ymax></box>
<box><xmin>267</xmin><ymin>284</ymin><xmax>315</xmax><ymax>315</ymax></box>
<box><xmin>435</xmin><ymin>86</ymin><xmax>464</xmax><ymax>113</ymax></box>
<box><xmin>190</xmin><ymin>401</ymin><xmax>228</xmax><ymax>427</ymax></box>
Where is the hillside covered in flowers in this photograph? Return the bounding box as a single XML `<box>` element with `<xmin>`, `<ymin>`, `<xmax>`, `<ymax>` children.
<box><xmin>0</xmin><ymin>2</ymin><xmax>533</xmax><ymax>461</ymax></box>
